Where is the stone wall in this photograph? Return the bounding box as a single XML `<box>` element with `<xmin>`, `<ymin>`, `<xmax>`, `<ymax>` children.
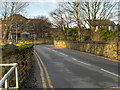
<box><xmin>2</xmin><ymin>46</ymin><xmax>34</xmax><ymax>88</ymax></box>
<box><xmin>54</xmin><ymin>41</ymin><xmax>120</xmax><ymax>60</ymax></box>
<box><xmin>34</xmin><ymin>38</ymin><xmax>53</xmax><ymax>45</ymax></box>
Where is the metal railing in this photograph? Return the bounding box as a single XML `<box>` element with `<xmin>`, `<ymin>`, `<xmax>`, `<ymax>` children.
<box><xmin>0</xmin><ymin>63</ymin><xmax>19</xmax><ymax>89</ymax></box>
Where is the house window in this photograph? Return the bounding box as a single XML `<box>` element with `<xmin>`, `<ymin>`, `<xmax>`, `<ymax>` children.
<box><xmin>12</xmin><ymin>25</ymin><xmax>16</xmax><ymax>28</ymax></box>
<box><xmin>12</xmin><ymin>34</ymin><xmax>16</xmax><ymax>38</ymax></box>
<box><xmin>21</xmin><ymin>26</ymin><xmax>24</xmax><ymax>30</ymax></box>
<box><xmin>115</xmin><ymin>26</ymin><xmax>117</xmax><ymax>30</ymax></box>
<box><xmin>12</xmin><ymin>25</ymin><xmax>16</xmax><ymax>30</ymax></box>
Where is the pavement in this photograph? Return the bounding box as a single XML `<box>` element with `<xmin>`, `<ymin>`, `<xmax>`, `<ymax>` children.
<box><xmin>33</xmin><ymin>45</ymin><xmax>120</xmax><ymax>88</ymax></box>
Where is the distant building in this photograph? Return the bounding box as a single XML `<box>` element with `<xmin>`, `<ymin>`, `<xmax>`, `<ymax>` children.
<box><xmin>89</xmin><ymin>19</ymin><xmax>117</xmax><ymax>31</ymax></box>
<box><xmin>2</xmin><ymin>14</ymin><xmax>49</xmax><ymax>39</ymax></box>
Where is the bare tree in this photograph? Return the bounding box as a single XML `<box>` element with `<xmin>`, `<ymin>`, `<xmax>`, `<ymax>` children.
<box><xmin>0</xmin><ymin>1</ymin><xmax>28</xmax><ymax>19</ymax></box>
<box><xmin>79</xmin><ymin>1</ymin><xmax>117</xmax><ymax>28</ymax></box>
<box><xmin>60</xmin><ymin>2</ymin><xmax>84</xmax><ymax>41</ymax></box>
<box><xmin>60</xmin><ymin>1</ymin><xmax>117</xmax><ymax>41</ymax></box>
<box><xmin>32</xmin><ymin>16</ymin><xmax>52</xmax><ymax>37</ymax></box>
<box><xmin>0</xmin><ymin>0</ymin><xmax>28</xmax><ymax>41</ymax></box>
<box><xmin>50</xmin><ymin>3</ymin><xmax>73</xmax><ymax>40</ymax></box>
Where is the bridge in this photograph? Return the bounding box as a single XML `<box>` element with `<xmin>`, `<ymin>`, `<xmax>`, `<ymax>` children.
<box><xmin>0</xmin><ymin>44</ymin><xmax>119</xmax><ymax>89</ymax></box>
<box><xmin>33</xmin><ymin>45</ymin><xmax>119</xmax><ymax>88</ymax></box>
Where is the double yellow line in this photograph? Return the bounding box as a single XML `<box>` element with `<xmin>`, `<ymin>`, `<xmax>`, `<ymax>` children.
<box><xmin>34</xmin><ymin>51</ymin><xmax>54</xmax><ymax>90</ymax></box>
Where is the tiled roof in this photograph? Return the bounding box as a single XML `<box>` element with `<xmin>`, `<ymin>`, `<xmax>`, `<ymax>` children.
<box><xmin>4</xmin><ymin>14</ymin><xmax>28</xmax><ymax>21</ymax></box>
<box><xmin>8</xmin><ymin>31</ymin><xmax>48</xmax><ymax>34</ymax></box>
<box><xmin>89</xmin><ymin>19</ymin><xmax>116</xmax><ymax>26</ymax></box>
<box><xmin>9</xmin><ymin>31</ymin><xmax>24</xmax><ymax>33</ymax></box>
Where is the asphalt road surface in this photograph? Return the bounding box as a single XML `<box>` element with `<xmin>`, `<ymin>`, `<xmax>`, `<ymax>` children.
<box><xmin>34</xmin><ymin>45</ymin><xmax>120</xmax><ymax>88</ymax></box>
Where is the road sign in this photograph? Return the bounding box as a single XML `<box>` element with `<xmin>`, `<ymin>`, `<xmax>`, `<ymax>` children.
<box><xmin>33</xmin><ymin>34</ymin><xmax>37</xmax><ymax>37</ymax></box>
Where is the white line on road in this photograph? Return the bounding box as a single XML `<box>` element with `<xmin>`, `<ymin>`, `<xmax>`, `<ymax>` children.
<box><xmin>52</xmin><ymin>50</ymin><xmax>58</xmax><ymax>52</ymax></box>
<box><xmin>59</xmin><ymin>53</ymin><xmax>68</xmax><ymax>56</ymax></box>
<box><xmin>47</xmin><ymin>48</ymin><xmax>50</xmax><ymax>49</ymax></box>
<box><xmin>43</xmin><ymin>47</ymin><xmax>50</xmax><ymax>49</ymax></box>
<box><xmin>43</xmin><ymin>47</ymin><xmax>49</xmax><ymax>49</ymax></box>
<box><xmin>72</xmin><ymin>58</ymin><xmax>91</xmax><ymax>66</ymax></box>
<box><xmin>101</xmin><ymin>69</ymin><xmax>120</xmax><ymax>77</ymax></box>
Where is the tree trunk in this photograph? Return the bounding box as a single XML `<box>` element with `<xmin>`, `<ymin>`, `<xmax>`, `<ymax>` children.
<box><xmin>3</xmin><ymin>28</ymin><xmax>8</xmax><ymax>43</ymax></box>
<box><xmin>77</xmin><ymin>19</ymin><xmax>81</xmax><ymax>41</ymax></box>
<box><xmin>75</xmin><ymin>3</ymin><xmax>81</xmax><ymax>41</ymax></box>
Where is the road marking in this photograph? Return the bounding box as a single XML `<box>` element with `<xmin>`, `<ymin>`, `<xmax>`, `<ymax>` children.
<box><xmin>72</xmin><ymin>49</ymin><xmax>120</xmax><ymax>63</ymax></box>
<box><xmin>101</xmin><ymin>69</ymin><xmax>120</xmax><ymax>77</ymax></box>
<box><xmin>72</xmin><ymin>58</ymin><xmax>91</xmax><ymax>66</ymax></box>
<box><xmin>35</xmin><ymin>51</ymin><xmax>54</xmax><ymax>89</ymax></box>
<box><xmin>111</xmin><ymin>87</ymin><xmax>120</xmax><ymax>88</ymax></box>
<box><xmin>44</xmin><ymin>47</ymin><xmax>50</xmax><ymax>49</ymax></box>
<box><xmin>47</xmin><ymin>48</ymin><xmax>50</xmax><ymax>49</ymax></box>
<box><xmin>34</xmin><ymin>53</ymin><xmax>47</xmax><ymax>89</ymax></box>
<box><xmin>59</xmin><ymin>52</ymin><xmax>68</xmax><ymax>56</ymax></box>
<box><xmin>43</xmin><ymin>47</ymin><xmax>48</xmax><ymax>49</ymax></box>
<box><xmin>52</xmin><ymin>50</ymin><xmax>58</xmax><ymax>52</ymax></box>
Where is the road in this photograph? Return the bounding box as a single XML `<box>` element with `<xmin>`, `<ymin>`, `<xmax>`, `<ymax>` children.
<box><xmin>33</xmin><ymin>45</ymin><xmax>120</xmax><ymax>88</ymax></box>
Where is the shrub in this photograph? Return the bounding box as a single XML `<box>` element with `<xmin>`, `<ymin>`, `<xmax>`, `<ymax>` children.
<box><xmin>16</xmin><ymin>43</ymin><xmax>33</xmax><ymax>51</ymax></box>
<box><xmin>2</xmin><ymin>43</ymin><xmax>33</xmax><ymax>57</ymax></box>
<box><xmin>0</xmin><ymin>43</ymin><xmax>6</xmax><ymax>46</ymax></box>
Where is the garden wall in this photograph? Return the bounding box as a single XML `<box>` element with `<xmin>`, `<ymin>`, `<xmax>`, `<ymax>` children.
<box><xmin>54</xmin><ymin>41</ymin><xmax>120</xmax><ymax>60</ymax></box>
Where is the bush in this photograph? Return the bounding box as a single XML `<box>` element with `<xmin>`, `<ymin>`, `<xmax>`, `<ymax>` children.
<box><xmin>2</xmin><ymin>43</ymin><xmax>33</xmax><ymax>57</ymax></box>
<box><xmin>16</xmin><ymin>43</ymin><xmax>33</xmax><ymax>51</ymax></box>
<box><xmin>0</xmin><ymin>43</ymin><xmax>6</xmax><ymax>46</ymax></box>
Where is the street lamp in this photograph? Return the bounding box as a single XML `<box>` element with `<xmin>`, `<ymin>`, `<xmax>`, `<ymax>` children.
<box><xmin>16</xmin><ymin>24</ymin><xmax>18</xmax><ymax>43</ymax></box>
<box><xmin>4</xmin><ymin>23</ymin><xmax>6</xmax><ymax>43</ymax></box>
